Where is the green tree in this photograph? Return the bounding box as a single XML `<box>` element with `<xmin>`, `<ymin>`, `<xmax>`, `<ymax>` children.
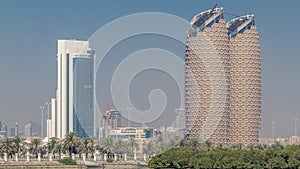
<box><xmin>47</xmin><ymin>138</ymin><xmax>58</xmax><ymax>155</ymax></box>
<box><xmin>127</xmin><ymin>137</ymin><xmax>139</xmax><ymax>155</ymax></box>
<box><xmin>101</xmin><ymin>137</ymin><xmax>115</xmax><ymax>158</ymax></box>
<box><xmin>30</xmin><ymin>138</ymin><xmax>42</xmax><ymax>158</ymax></box>
<box><xmin>142</xmin><ymin>140</ymin><xmax>156</xmax><ymax>156</ymax></box>
<box><xmin>54</xmin><ymin>142</ymin><xmax>63</xmax><ymax>159</ymax></box>
<box><xmin>63</xmin><ymin>132</ymin><xmax>79</xmax><ymax>157</ymax></box>
<box><xmin>0</xmin><ymin>138</ymin><xmax>13</xmax><ymax>155</ymax></box>
<box><xmin>12</xmin><ymin>135</ymin><xmax>25</xmax><ymax>155</ymax></box>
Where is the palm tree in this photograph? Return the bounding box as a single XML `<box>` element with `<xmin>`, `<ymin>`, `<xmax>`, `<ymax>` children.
<box><xmin>88</xmin><ymin>137</ymin><xmax>100</xmax><ymax>158</ymax></box>
<box><xmin>54</xmin><ymin>142</ymin><xmax>63</xmax><ymax>159</ymax></box>
<box><xmin>142</xmin><ymin>141</ymin><xmax>156</xmax><ymax>156</ymax></box>
<box><xmin>127</xmin><ymin>137</ymin><xmax>139</xmax><ymax>155</ymax></box>
<box><xmin>1</xmin><ymin>138</ymin><xmax>13</xmax><ymax>156</ymax></box>
<box><xmin>80</xmin><ymin>137</ymin><xmax>92</xmax><ymax>158</ymax></box>
<box><xmin>63</xmin><ymin>132</ymin><xmax>79</xmax><ymax>157</ymax></box>
<box><xmin>47</xmin><ymin>138</ymin><xmax>58</xmax><ymax>155</ymax></box>
<box><xmin>189</xmin><ymin>138</ymin><xmax>200</xmax><ymax>150</ymax></box>
<box><xmin>101</xmin><ymin>137</ymin><xmax>115</xmax><ymax>158</ymax></box>
<box><xmin>12</xmin><ymin>135</ymin><xmax>25</xmax><ymax>155</ymax></box>
<box><xmin>30</xmin><ymin>138</ymin><xmax>42</xmax><ymax>158</ymax></box>
<box><xmin>156</xmin><ymin>136</ymin><xmax>166</xmax><ymax>153</ymax></box>
<box><xmin>113</xmin><ymin>139</ymin><xmax>125</xmax><ymax>155</ymax></box>
<box><xmin>205</xmin><ymin>139</ymin><xmax>213</xmax><ymax>151</ymax></box>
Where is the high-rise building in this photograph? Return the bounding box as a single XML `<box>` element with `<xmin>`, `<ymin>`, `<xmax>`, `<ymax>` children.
<box><xmin>24</xmin><ymin>123</ymin><xmax>32</xmax><ymax>137</ymax></box>
<box><xmin>106</xmin><ymin>109</ymin><xmax>121</xmax><ymax>130</ymax></box>
<box><xmin>185</xmin><ymin>7</ymin><xmax>230</xmax><ymax>145</ymax></box>
<box><xmin>53</xmin><ymin>40</ymin><xmax>94</xmax><ymax>138</ymax></box>
<box><xmin>185</xmin><ymin>7</ymin><xmax>261</xmax><ymax>146</ymax></box>
<box><xmin>14</xmin><ymin>122</ymin><xmax>19</xmax><ymax>136</ymax></box>
<box><xmin>29</xmin><ymin>122</ymin><xmax>41</xmax><ymax>136</ymax></box>
<box><xmin>228</xmin><ymin>15</ymin><xmax>261</xmax><ymax>145</ymax></box>
<box><xmin>0</xmin><ymin>120</ymin><xmax>8</xmax><ymax>138</ymax></box>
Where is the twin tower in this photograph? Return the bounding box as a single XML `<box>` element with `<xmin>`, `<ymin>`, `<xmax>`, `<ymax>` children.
<box><xmin>185</xmin><ymin>7</ymin><xmax>261</xmax><ymax>146</ymax></box>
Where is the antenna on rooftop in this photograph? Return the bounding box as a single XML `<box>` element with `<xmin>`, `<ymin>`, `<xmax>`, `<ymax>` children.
<box><xmin>211</xmin><ymin>4</ymin><xmax>218</xmax><ymax>13</ymax></box>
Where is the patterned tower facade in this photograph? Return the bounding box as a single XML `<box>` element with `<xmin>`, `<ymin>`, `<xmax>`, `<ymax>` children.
<box><xmin>228</xmin><ymin>15</ymin><xmax>261</xmax><ymax>145</ymax></box>
<box><xmin>185</xmin><ymin>7</ymin><xmax>231</xmax><ymax>145</ymax></box>
<box><xmin>185</xmin><ymin>9</ymin><xmax>261</xmax><ymax>145</ymax></box>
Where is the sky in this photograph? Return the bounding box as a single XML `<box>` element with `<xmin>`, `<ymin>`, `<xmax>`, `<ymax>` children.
<box><xmin>0</xmin><ymin>0</ymin><xmax>299</xmax><ymax>138</ymax></box>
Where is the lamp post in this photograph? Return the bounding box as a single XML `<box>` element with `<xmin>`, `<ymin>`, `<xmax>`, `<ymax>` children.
<box><xmin>272</xmin><ymin>121</ymin><xmax>275</xmax><ymax>143</ymax></box>
<box><xmin>46</xmin><ymin>102</ymin><xmax>51</xmax><ymax>119</ymax></box>
<box><xmin>40</xmin><ymin>106</ymin><xmax>45</xmax><ymax>137</ymax></box>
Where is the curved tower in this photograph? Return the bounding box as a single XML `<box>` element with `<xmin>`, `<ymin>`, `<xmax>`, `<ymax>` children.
<box><xmin>228</xmin><ymin>15</ymin><xmax>261</xmax><ymax>145</ymax></box>
<box><xmin>185</xmin><ymin>7</ymin><xmax>230</xmax><ymax>145</ymax></box>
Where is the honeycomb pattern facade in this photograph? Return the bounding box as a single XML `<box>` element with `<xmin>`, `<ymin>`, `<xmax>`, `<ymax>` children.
<box><xmin>185</xmin><ymin>20</ymin><xmax>231</xmax><ymax>145</ymax></box>
<box><xmin>185</xmin><ymin>12</ymin><xmax>261</xmax><ymax>146</ymax></box>
<box><xmin>229</xmin><ymin>26</ymin><xmax>261</xmax><ymax>145</ymax></box>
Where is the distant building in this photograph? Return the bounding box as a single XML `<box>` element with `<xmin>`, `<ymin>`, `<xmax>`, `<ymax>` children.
<box><xmin>108</xmin><ymin>127</ymin><xmax>154</xmax><ymax>139</ymax></box>
<box><xmin>10</xmin><ymin>127</ymin><xmax>15</xmax><ymax>137</ymax></box>
<box><xmin>29</xmin><ymin>122</ymin><xmax>41</xmax><ymax>136</ymax></box>
<box><xmin>106</xmin><ymin>109</ymin><xmax>121</xmax><ymax>130</ymax></box>
<box><xmin>0</xmin><ymin>120</ymin><xmax>7</xmax><ymax>138</ymax></box>
<box><xmin>24</xmin><ymin>123</ymin><xmax>32</xmax><ymax>137</ymax></box>
<box><xmin>289</xmin><ymin>136</ymin><xmax>300</xmax><ymax>145</ymax></box>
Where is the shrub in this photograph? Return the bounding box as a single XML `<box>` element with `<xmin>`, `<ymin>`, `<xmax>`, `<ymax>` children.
<box><xmin>58</xmin><ymin>157</ymin><xmax>77</xmax><ymax>165</ymax></box>
<box><xmin>107</xmin><ymin>158</ymin><xmax>113</xmax><ymax>163</ymax></box>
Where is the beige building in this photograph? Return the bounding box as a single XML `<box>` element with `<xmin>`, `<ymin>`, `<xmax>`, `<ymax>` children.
<box><xmin>228</xmin><ymin>15</ymin><xmax>261</xmax><ymax>145</ymax></box>
<box><xmin>185</xmin><ymin>7</ymin><xmax>230</xmax><ymax>145</ymax></box>
<box><xmin>185</xmin><ymin>7</ymin><xmax>261</xmax><ymax>146</ymax></box>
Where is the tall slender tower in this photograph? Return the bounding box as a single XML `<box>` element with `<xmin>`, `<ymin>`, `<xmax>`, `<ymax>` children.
<box><xmin>56</xmin><ymin>40</ymin><xmax>94</xmax><ymax>138</ymax></box>
<box><xmin>185</xmin><ymin>7</ymin><xmax>231</xmax><ymax>145</ymax></box>
<box><xmin>228</xmin><ymin>15</ymin><xmax>261</xmax><ymax>145</ymax></box>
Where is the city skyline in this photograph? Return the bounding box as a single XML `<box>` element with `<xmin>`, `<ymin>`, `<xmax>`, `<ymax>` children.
<box><xmin>0</xmin><ymin>1</ymin><xmax>299</xmax><ymax>138</ymax></box>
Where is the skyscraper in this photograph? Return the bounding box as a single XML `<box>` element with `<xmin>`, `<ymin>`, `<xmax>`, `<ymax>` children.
<box><xmin>228</xmin><ymin>15</ymin><xmax>261</xmax><ymax>145</ymax></box>
<box><xmin>53</xmin><ymin>40</ymin><xmax>94</xmax><ymax>138</ymax></box>
<box><xmin>185</xmin><ymin>7</ymin><xmax>261</xmax><ymax>145</ymax></box>
<box><xmin>24</xmin><ymin>123</ymin><xmax>32</xmax><ymax>137</ymax></box>
<box><xmin>185</xmin><ymin>7</ymin><xmax>231</xmax><ymax>145</ymax></box>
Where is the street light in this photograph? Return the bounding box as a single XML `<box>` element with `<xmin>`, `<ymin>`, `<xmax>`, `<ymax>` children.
<box><xmin>271</xmin><ymin>121</ymin><xmax>275</xmax><ymax>143</ymax></box>
<box><xmin>294</xmin><ymin>118</ymin><xmax>298</xmax><ymax>136</ymax></box>
<box><xmin>46</xmin><ymin>102</ymin><xmax>51</xmax><ymax>119</ymax></box>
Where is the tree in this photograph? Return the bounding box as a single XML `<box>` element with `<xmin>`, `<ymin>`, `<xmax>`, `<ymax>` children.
<box><xmin>113</xmin><ymin>139</ymin><xmax>125</xmax><ymax>155</ymax></box>
<box><xmin>127</xmin><ymin>137</ymin><xmax>139</xmax><ymax>155</ymax></box>
<box><xmin>79</xmin><ymin>137</ymin><xmax>92</xmax><ymax>158</ymax></box>
<box><xmin>30</xmin><ymin>138</ymin><xmax>42</xmax><ymax>158</ymax></box>
<box><xmin>12</xmin><ymin>136</ymin><xmax>25</xmax><ymax>155</ymax></box>
<box><xmin>204</xmin><ymin>139</ymin><xmax>213</xmax><ymax>151</ymax></box>
<box><xmin>54</xmin><ymin>142</ymin><xmax>64</xmax><ymax>159</ymax></box>
<box><xmin>101</xmin><ymin>137</ymin><xmax>115</xmax><ymax>158</ymax></box>
<box><xmin>47</xmin><ymin>138</ymin><xmax>58</xmax><ymax>155</ymax></box>
<box><xmin>142</xmin><ymin>141</ymin><xmax>156</xmax><ymax>156</ymax></box>
<box><xmin>63</xmin><ymin>132</ymin><xmax>79</xmax><ymax>157</ymax></box>
<box><xmin>0</xmin><ymin>138</ymin><xmax>13</xmax><ymax>156</ymax></box>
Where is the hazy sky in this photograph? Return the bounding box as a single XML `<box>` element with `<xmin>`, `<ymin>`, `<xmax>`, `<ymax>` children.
<box><xmin>0</xmin><ymin>0</ymin><xmax>299</xmax><ymax>138</ymax></box>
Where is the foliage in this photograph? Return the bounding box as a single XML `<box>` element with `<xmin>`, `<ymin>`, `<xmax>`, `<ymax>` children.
<box><xmin>149</xmin><ymin>142</ymin><xmax>300</xmax><ymax>169</ymax></box>
<box><xmin>107</xmin><ymin>158</ymin><xmax>114</xmax><ymax>163</ymax></box>
<box><xmin>58</xmin><ymin>157</ymin><xmax>77</xmax><ymax>165</ymax></box>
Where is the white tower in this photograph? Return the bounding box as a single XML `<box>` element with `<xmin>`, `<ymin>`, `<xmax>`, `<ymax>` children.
<box><xmin>56</xmin><ymin>40</ymin><xmax>91</xmax><ymax>138</ymax></box>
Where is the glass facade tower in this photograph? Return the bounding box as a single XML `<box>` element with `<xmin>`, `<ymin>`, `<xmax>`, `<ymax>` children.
<box><xmin>73</xmin><ymin>54</ymin><xmax>94</xmax><ymax>137</ymax></box>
